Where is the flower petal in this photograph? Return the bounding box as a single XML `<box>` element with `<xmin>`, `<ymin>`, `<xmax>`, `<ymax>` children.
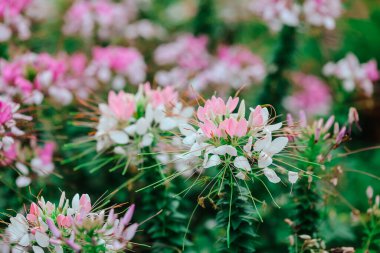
<box><xmin>288</xmin><ymin>171</ymin><xmax>299</xmax><ymax>184</ymax></box>
<box><xmin>263</xmin><ymin>168</ymin><xmax>281</xmax><ymax>183</ymax></box>
<box><xmin>204</xmin><ymin>155</ymin><xmax>221</xmax><ymax>168</ymax></box>
<box><xmin>109</xmin><ymin>130</ymin><xmax>129</xmax><ymax>144</ymax></box>
<box><xmin>233</xmin><ymin>156</ymin><xmax>251</xmax><ymax>171</ymax></box>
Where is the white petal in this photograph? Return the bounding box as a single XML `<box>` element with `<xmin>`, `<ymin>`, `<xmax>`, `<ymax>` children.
<box><xmin>109</xmin><ymin>130</ymin><xmax>129</xmax><ymax>144</ymax></box>
<box><xmin>54</xmin><ymin>246</ymin><xmax>63</xmax><ymax>253</ymax></box>
<box><xmin>263</xmin><ymin>168</ymin><xmax>281</xmax><ymax>183</ymax></box>
<box><xmin>258</xmin><ymin>152</ymin><xmax>273</xmax><ymax>168</ymax></box>
<box><xmin>204</xmin><ymin>155</ymin><xmax>221</xmax><ymax>168</ymax></box>
<box><xmin>266</xmin><ymin>137</ymin><xmax>288</xmax><ymax>154</ymax></box>
<box><xmin>16</xmin><ymin>176</ymin><xmax>31</xmax><ymax>188</ymax></box>
<box><xmin>265</xmin><ymin>122</ymin><xmax>283</xmax><ymax>132</ymax></box>
<box><xmin>179</xmin><ymin>123</ymin><xmax>196</xmax><ymax>136</ymax></box>
<box><xmin>153</xmin><ymin>105</ymin><xmax>165</xmax><ymax>122</ymax></box>
<box><xmin>32</xmin><ymin>246</ymin><xmax>44</xmax><ymax>253</ymax></box>
<box><xmin>19</xmin><ymin>234</ymin><xmax>30</xmax><ymax>247</ymax></box>
<box><xmin>253</xmin><ymin>134</ymin><xmax>271</xmax><ymax>152</ymax></box>
<box><xmin>136</xmin><ymin>118</ymin><xmax>149</xmax><ymax>135</ymax></box>
<box><xmin>236</xmin><ymin>172</ymin><xmax>246</xmax><ymax>180</ymax></box>
<box><xmin>35</xmin><ymin>231</ymin><xmax>49</xmax><ymax>247</ymax></box>
<box><xmin>124</xmin><ymin>125</ymin><xmax>136</xmax><ymax>135</ymax></box>
<box><xmin>233</xmin><ymin>156</ymin><xmax>251</xmax><ymax>171</ymax></box>
<box><xmin>140</xmin><ymin>134</ymin><xmax>153</xmax><ymax>147</ymax></box>
<box><xmin>212</xmin><ymin>145</ymin><xmax>237</xmax><ymax>156</ymax></box>
<box><xmin>159</xmin><ymin>117</ymin><xmax>177</xmax><ymax>131</ymax></box>
<box><xmin>243</xmin><ymin>136</ymin><xmax>253</xmax><ymax>153</ymax></box>
<box><xmin>288</xmin><ymin>171</ymin><xmax>299</xmax><ymax>184</ymax></box>
<box><xmin>72</xmin><ymin>194</ymin><xmax>80</xmax><ymax>211</ymax></box>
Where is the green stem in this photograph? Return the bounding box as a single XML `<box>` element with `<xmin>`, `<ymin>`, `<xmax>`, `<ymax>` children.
<box><xmin>140</xmin><ymin>153</ymin><xmax>191</xmax><ymax>253</ymax></box>
<box><xmin>216</xmin><ymin>173</ymin><xmax>258</xmax><ymax>252</ymax></box>
<box><xmin>258</xmin><ymin>26</ymin><xmax>297</xmax><ymax>111</ymax></box>
<box><xmin>193</xmin><ymin>0</ymin><xmax>218</xmax><ymax>49</ymax></box>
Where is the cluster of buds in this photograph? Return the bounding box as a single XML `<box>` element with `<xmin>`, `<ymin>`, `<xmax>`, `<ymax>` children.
<box><xmin>0</xmin><ymin>0</ymin><xmax>52</xmax><ymax>42</ymax></box>
<box><xmin>283</xmin><ymin>73</ymin><xmax>332</xmax><ymax>117</ymax></box>
<box><xmin>178</xmin><ymin>95</ymin><xmax>298</xmax><ymax>184</ymax></box>
<box><xmin>0</xmin><ymin>97</ymin><xmax>31</xmax><ymax>162</ymax></box>
<box><xmin>250</xmin><ymin>0</ymin><xmax>343</xmax><ymax>31</ymax></box>
<box><xmin>154</xmin><ymin>35</ymin><xmax>265</xmax><ymax>93</ymax></box>
<box><xmin>63</xmin><ymin>0</ymin><xmax>165</xmax><ymax>42</ymax></box>
<box><xmin>2</xmin><ymin>192</ymin><xmax>138</xmax><ymax>252</ymax></box>
<box><xmin>288</xmin><ymin>234</ymin><xmax>354</xmax><ymax>253</ymax></box>
<box><xmin>323</xmin><ymin>53</ymin><xmax>379</xmax><ymax>97</ymax></box>
<box><xmin>94</xmin><ymin>83</ymin><xmax>193</xmax><ymax>162</ymax></box>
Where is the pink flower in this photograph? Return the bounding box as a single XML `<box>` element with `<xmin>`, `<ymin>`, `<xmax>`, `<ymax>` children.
<box><xmin>0</xmin><ymin>143</ymin><xmax>17</xmax><ymax>166</ymax></box>
<box><xmin>248</xmin><ymin>106</ymin><xmax>265</xmax><ymax>127</ymax></box>
<box><xmin>284</xmin><ymin>73</ymin><xmax>332</xmax><ymax>116</ymax></box>
<box><xmin>200</xmin><ymin>120</ymin><xmax>221</xmax><ymax>138</ymax></box>
<box><xmin>26</xmin><ymin>202</ymin><xmax>40</xmax><ymax>223</ymax></box>
<box><xmin>0</xmin><ymin>100</ymin><xmax>12</xmax><ymax>124</ymax></box>
<box><xmin>303</xmin><ymin>0</ymin><xmax>342</xmax><ymax>30</ymax></box>
<box><xmin>363</xmin><ymin>60</ymin><xmax>380</xmax><ymax>81</ymax></box>
<box><xmin>37</xmin><ymin>142</ymin><xmax>55</xmax><ymax>165</ymax></box>
<box><xmin>219</xmin><ymin>118</ymin><xmax>248</xmax><ymax>137</ymax></box>
<box><xmin>197</xmin><ymin>96</ymin><xmax>238</xmax><ymax>122</ymax></box>
<box><xmin>79</xmin><ymin>194</ymin><xmax>91</xmax><ymax>213</ymax></box>
<box><xmin>108</xmin><ymin>90</ymin><xmax>136</xmax><ymax>121</ymax></box>
<box><xmin>144</xmin><ymin>83</ymin><xmax>178</xmax><ymax>108</ymax></box>
<box><xmin>57</xmin><ymin>214</ymin><xmax>72</xmax><ymax>228</ymax></box>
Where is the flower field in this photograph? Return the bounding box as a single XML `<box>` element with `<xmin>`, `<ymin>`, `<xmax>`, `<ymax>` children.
<box><xmin>0</xmin><ymin>0</ymin><xmax>380</xmax><ymax>252</ymax></box>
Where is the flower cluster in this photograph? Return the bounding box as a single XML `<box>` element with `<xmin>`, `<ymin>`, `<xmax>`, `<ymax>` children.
<box><xmin>178</xmin><ymin>96</ymin><xmax>297</xmax><ymax>184</ymax></box>
<box><xmin>63</xmin><ymin>0</ymin><xmax>165</xmax><ymax>42</ymax></box>
<box><xmin>0</xmin><ymin>53</ymin><xmax>91</xmax><ymax>105</ymax></box>
<box><xmin>155</xmin><ymin>35</ymin><xmax>265</xmax><ymax>92</ymax></box>
<box><xmin>0</xmin><ymin>97</ymin><xmax>31</xmax><ymax>161</ymax></box>
<box><xmin>87</xmin><ymin>46</ymin><xmax>146</xmax><ymax>90</ymax></box>
<box><xmin>13</xmin><ymin>141</ymin><xmax>56</xmax><ymax>188</ymax></box>
<box><xmin>2</xmin><ymin>192</ymin><xmax>138</xmax><ymax>252</ymax></box>
<box><xmin>95</xmin><ymin>83</ymin><xmax>193</xmax><ymax>159</ymax></box>
<box><xmin>285</xmin><ymin>108</ymin><xmax>359</xmax><ymax>169</ymax></box>
<box><xmin>250</xmin><ymin>0</ymin><xmax>342</xmax><ymax>31</ymax></box>
<box><xmin>283</xmin><ymin>73</ymin><xmax>332</xmax><ymax>116</ymax></box>
<box><xmin>323</xmin><ymin>53</ymin><xmax>379</xmax><ymax>97</ymax></box>
<box><xmin>0</xmin><ymin>0</ymin><xmax>51</xmax><ymax>42</ymax></box>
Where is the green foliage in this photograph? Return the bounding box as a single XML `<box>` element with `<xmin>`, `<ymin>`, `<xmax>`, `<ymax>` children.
<box><xmin>258</xmin><ymin>25</ymin><xmax>297</xmax><ymax>111</ymax></box>
<box><xmin>140</xmin><ymin>154</ymin><xmax>191</xmax><ymax>253</ymax></box>
<box><xmin>216</xmin><ymin>175</ymin><xmax>258</xmax><ymax>252</ymax></box>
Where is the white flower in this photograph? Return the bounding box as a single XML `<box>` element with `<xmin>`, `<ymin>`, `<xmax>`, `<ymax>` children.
<box><xmin>288</xmin><ymin>171</ymin><xmax>299</xmax><ymax>184</ymax></box>
<box><xmin>263</xmin><ymin>168</ymin><xmax>281</xmax><ymax>183</ymax></box>
<box><xmin>109</xmin><ymin>130</ymin><xmax>129</xmax><ymax>144</ymax></box>
<box><xmin>211</xmin><ymin>145</ymin><xmax>237</xmax><ymax>156</ymax></box>
<box><xmin>7</xmin><ymin>214</ymin><xmax>30</xmax><ymax>246</ymax></box>
<box><xmin>233</xmin><ymin>156</ymin><xmax>251</xmax><ymax>172</ymax></box>
<box><xmin>204</xmin><ymin>154</ymin><xmax>221</xmax><ymax>168</ymax></box>
<box><xmin>254</xmin><ymin>134</ymin><xmax>288</xmax><ymax>168</ymax></box>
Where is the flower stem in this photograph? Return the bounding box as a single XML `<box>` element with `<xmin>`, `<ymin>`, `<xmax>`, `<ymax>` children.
<box><xmin>140</xmin><ymin>153</ymin><xmax>191</xmax><ymax>253</ymax></box>
<box><xmin>216</xmin><ymin>173</ymin><xmax>258</xmax><ymax>252</ymax></box>
<box><xmin>258</xmin><ymin>25</ymin><xmax>297</xmax><ymax>111</ymax></box>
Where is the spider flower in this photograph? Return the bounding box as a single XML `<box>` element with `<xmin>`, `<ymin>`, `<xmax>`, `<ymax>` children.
<box><xmin>178</xmin><ymin>96</ymin><xmax>295</xmax><ymax>184</ymax></box>
<box><xmin>86</xmin><ymin>46</ymin><xmax>147</xmax><ymax>90</ymax></box>
<box><xmin>2</xmin><ymin>192</ymin><xmax>138</xmax><ymax>252</ymax></box>
<box><xmin>250</xmin><ymin>0</ymin><xmax>342</xmax><ymax>31</ymax></box>
<box><xmin>63</xmin><ymin>0</ymin><xmax>165</xmax><ymax>42</ymax></box>
<box><xmin>0</xmin><ymin>0</ymin><xmax>50</xmax><ymax>42</ymax></box>
<box><xmin>323</xmin><ymin>53</ymin><xmax>379</xmax><ymax>97</ymax></box>
<box><xmin>95</xmin><ymin>83</ymin><xmax>193</xmax><ymax>160</ymax></box>
<box><xmin>303</xmin><ymin>0</ymin><xmax>342</xmax><ymax>30</ymax></box>
<box><xmin>0</xmin><ymin>97</ymin><xmax>31</xmax><ymax>155</ymax></box>
<box><xmin>283</xmin><ymin>73</ymin><xmax>332</xmax><ymax>116</ymax></box>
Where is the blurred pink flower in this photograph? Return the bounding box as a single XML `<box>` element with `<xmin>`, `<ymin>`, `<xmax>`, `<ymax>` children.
<box><xmin>108</xmin><ymin>90</ymin><xmax>136</xmax><ymax>121</ymax></box>
<box><xmin>303</xmin><ymin>0</ymin><xmax>342</xmax><ymax>30</ymax></box>
<box><xmin>284</xmin><ymin>73</ymin><xmax>332</xmax><ymax>116</ymax></box>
